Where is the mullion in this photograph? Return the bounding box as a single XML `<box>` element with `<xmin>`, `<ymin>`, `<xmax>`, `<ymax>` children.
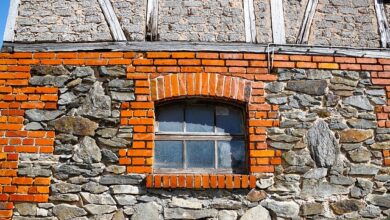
<box><xmin>183</xmin><ymin>104</ymin><xmax>186</xmax><ymax>132</ymax></box>
<box><xmin>213</xmin><ymin>105</ymin><xmax>216</xmax><ymax>134</ymax></box>
<box><xmin>183</xmin><ymin>140</ymin><xmax>187</xmax><ymax>169</ymax></box>
<box><xmin>215</xmin><ymin>98</ymin><xmax>219</xmax><ymax>170</ymax></box>
<box><xmin>182</xmin><ymin>105</ymin><xmax>186</xmax><ymax>169</ymax></box>
<box><xmin>214</xmin><ymin>140</ymin><xmax>218</xmax><ymax>169</ymax></box>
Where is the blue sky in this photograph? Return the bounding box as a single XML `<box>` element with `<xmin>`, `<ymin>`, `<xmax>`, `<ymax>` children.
<box><xmin>0</xmin><ymin>0</ymin><xmax>10</xmax><ymax>48</ymax></box>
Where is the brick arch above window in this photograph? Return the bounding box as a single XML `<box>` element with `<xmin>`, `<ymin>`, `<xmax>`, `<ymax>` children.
<box><xmin>120</xmin><ymin>72</ymin><xmax>281</xmax><ymax>189</ymax></box>
<box><xmin>150</xmin><ymin>73</ymin><xmax>253</xmax><ymax>103</ymax></box>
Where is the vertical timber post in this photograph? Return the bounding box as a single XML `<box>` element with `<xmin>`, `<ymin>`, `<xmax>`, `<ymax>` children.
<box><xmin>244</xmin><ymin>0</ymin><xmax>257</xmax><ymax>43</ymax></box>
<box><xmin>146</xmin><ymin>0</ymin><xmax>159</xmax><ymax>41</ymax></box>
<box><xmin>270</xmin><ymin>0</ymin><xmax>286</xmax><ymax>44</ymax></box>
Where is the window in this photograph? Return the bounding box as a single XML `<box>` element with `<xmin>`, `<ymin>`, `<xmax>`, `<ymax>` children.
<box><xmin>154</xmin><ymin>100</ymin><xmax>247</xmax><ymax>174</ymax></box>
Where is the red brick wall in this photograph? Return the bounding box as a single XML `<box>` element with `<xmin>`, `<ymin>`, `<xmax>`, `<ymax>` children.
<box><xmin>0</xmin><ymin>51</ymin><xmax>389</xmax><ymax>218</ymax></box>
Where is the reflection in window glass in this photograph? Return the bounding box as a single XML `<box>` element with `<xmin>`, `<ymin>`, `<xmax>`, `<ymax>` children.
<box><xmin>157</xmin><ymin>105</ymin><xmax>184</xmax><ymax>132</ymax></box>
<box><xmin>218</xmin><ymin>141</ymin><xmax>246</xmax><ymax>169</ymax></box>
<box><xmin>186</xmin><ymin>106</ymin><xmax>214</xmax><ymax>132</ymax></box>
<box><xmin>187</xmin><ymin>141</ymin><xmax>214</xmax><ymax>168</ymax></box>
<box><xmin>154</xmin><ymin>141</ymin><xmax>183</xmax><ymax>168</ymax></box>
<box><xmin>155</xmin><ymin>101</ymin><xmax>246</xmax><ymax>173</ymax></box>
<box><xmin>216</xmin><ymin>106</ymin><xmax>243</xmax><ymax>134</ymax></box>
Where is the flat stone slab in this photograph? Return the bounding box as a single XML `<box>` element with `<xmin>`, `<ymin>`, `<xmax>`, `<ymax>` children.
<box><xmin>51</xmin><ymin>116</ymin><xmax>98</xmax><ymax>136</ymax></box>
<box><xmin>343</xmin><ymin>95</ymin><xmax>373</xmax><ymax>111</ymax></box>
<box><xmin>286</xmin><ymin>80</ymin><xmax>327</xmax><ymax>95</ymax></box>
<box><xmin>339</xmin><ymin>129</ymin><xmax>373</xmax><ymax>143</ymax></box>
<box><xmin>100</xmin><ymin>175</ymin><xmax>144</xmax><ymax>185</ymax></box>
<box><xmin>164</xmin><ymin>208</ymin><xmax>218</xmax><ymax>219</ymax></box>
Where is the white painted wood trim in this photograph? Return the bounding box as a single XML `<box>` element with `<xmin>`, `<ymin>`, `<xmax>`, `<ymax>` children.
<box><xmin>270</xmin><ymin>0</ymin><xmax>286</xmax><ymax>44</ymax></box>
<box><xmin>3</xmin><ymin>0</ymin><xmax>21</xmax><ymax>42</ymax></box>
<box><xmin>297</xmin><ymin>0</ymin><xmax>318</xmax><ymax>44</ymax></box>
<box><xmin>98</xmin><ymin>0</ymin><xmax>127</xmax><ymax>41</ymax></box>
<box><xmin>243</xmin><ymin>0</ymin><xmax>257</xmax><ymax>43</ymax></box>
<box><xmin>146</xmin><ymin>0</ymin><xmax>159</xmax><ymax>41</ymax></box>
<box><xmin>374</xmin><ymin>0</ymin><xmax>390</xmax><ymax>48</ymax></box>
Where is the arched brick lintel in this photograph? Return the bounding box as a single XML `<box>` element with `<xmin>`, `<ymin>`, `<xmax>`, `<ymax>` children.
<box><xmin>150</xmin><ymin>73</ymin><xmax>253</xmax><ymax>103</ymax></box>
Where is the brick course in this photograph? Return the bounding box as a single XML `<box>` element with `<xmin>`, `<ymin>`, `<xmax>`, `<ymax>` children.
<box><xmin>0</xmin><ymin>51</ymin><xmax>388</xmax><ymax>218</ymax></box>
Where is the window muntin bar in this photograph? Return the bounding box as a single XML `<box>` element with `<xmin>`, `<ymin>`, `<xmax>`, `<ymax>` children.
<box><xmin>154</xmin><ymin>100</ymin><xmax>247</xmax><ymax>174</ymax></box>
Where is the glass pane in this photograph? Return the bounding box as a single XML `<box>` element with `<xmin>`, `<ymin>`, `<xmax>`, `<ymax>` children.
<box><xmin>186</xmin><ymin>141</ymin><xmax>214</xmax><ymax>168</ymax></box>
<box><xmin>218</xmin><ymin>141</ymin><xmax>246</xmax><ymax>169</ymax></box>
<box><xmin>157</xmin><ymin>105</ymin><xmax>184</xmax><ymax>132</ymax></box>
<box><xmin>216</xmin><ymin>106</ymin><xmax>243</xmax><ymax>134</ymax></box>
<box><xmin>186</xmin><ymin>105</ymin><xmax>214</xmax><ymax>132</ymax></box>
<box><xmin>154</xmin><ymin>141</ymin><xmax>183</xmax><ymax>168</ymax></box>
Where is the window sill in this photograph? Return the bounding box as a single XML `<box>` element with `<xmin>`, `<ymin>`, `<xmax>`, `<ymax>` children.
<box><xmin>146</xmin><ymin>174</ymin><xmax>257</xmax><ymax>189</ymax></box>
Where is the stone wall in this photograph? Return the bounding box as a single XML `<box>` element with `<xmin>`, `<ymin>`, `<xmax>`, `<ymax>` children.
<box><xmin>158</xmin><ymin>0</ymin><xmax>246</xmax><ymax>42</ymax></box>
<box><xmin>283</xmin><ymin>0</ymin><xmax>308</xmax><ymax>44</ymax></box>
<box><xmin>12</xmin><ymin>0</ymin><xmax>387</xmax><ymax>48</ymax></box>
<box><xmin>110</xmin><ymin>0</ymin><xmax>147</xmax><ymax>41</ymax></box>
<box><xmin>309</xmin><ymin>0</ymin><xmax>381</xmax><ymax>47</ymax></box>
<box><xmin>253</xmin><ymin>0</ymin><xmax>273</xmax><ymax>43</ymax></box>
<box><xmin>266</xmin><ymin>68</ymin><xmax>385</xmax><ymax>218</ymax></box>
<box><xmin>0</xmin><ymin>52</ymin><xmax>390</xmax><ymax>219</ymax></box>
<box><xmin>15</xmin><ymin>0</ymin><xmax>113</xmax><ymax>42</ymax></box>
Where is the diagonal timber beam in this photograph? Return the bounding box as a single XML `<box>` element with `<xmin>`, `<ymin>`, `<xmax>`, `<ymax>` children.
<box><xmin>3</xmin><ymin>0</ymin><xmax>21</xmax><ymax>42</ymax></box>
<box><xmin>297</xmin><ymin>0</ymin><xmax>318</xmax><ymax>44</ymax></box>
<box><xmin>374</xmin><ymin>0</ymin><xmax>390</xmax><ymax>48</ymax></box>
<box><xmin>98</xmin><ymin>0</ymin><xmax>127</xmax><ymax>41</ymax></box>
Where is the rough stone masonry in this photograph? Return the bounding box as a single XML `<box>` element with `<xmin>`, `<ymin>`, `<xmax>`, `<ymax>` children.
<box><xmin>13</xmin><ymin>0</ymin><xmax>387</xmax><ymax>47</ymax></box>
<box><xmin>0</xmin><ymin>52</ymin><xmax>387</xmax><ymax>220</ymax></box>
<box><xmin>1</xmin><ymin>0</ymin><xmax>390</xmax><ymax>219</ymax></box>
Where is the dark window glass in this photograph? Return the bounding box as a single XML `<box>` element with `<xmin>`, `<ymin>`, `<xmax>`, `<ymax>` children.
<box><xmin>157</xmin><ymin>105</ymin><xmax>184</xmax><ymax>132</ymax></box>
<box><xmin>155</xmin><ymin>101</ymin><xmax>246</xmax><ymax>173</ymax></box>
<box><xmin>186</xmin><ymin>141</ymin><xmax>214</xmax><ymax>168</ymax></box>
<box><xmin>186</xmin><ymin>105</ymin><xmax>214</xmax><ymax>132</ymax></box>
<box><xmin>216</xmin><ymin>106</ymin><xmax>243</xmax><ymax>134</ymax></box>
<box><xmin>218</xmin><ymin>141</ymin><xmax>246</xmax><ymax>169</ymax></box>
<box><xmin>154</xmin><ymin>141</ymin><xmax>183</xmax><ymax>168</ymax></box>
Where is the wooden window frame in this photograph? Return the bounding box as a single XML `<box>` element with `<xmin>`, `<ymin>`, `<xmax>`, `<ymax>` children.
<box><xmin>154</xmin><ymin>100</ymin><xmax>248</xmax><ymax>174</ymax></box>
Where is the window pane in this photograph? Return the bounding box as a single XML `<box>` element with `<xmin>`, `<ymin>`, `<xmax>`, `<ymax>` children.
<box><xmin>218</xmin><ymin>141</ymin><xmax>246</xmax><ymax>169</ymax></box>
<box><xmin>216</xmin><ymin>106</ymin><xmax>243</xmax><ymax>134</ymax></box>
<box><xmin>157</xmin><ymin>105</ymin><xmax>184</xmax><ymax>132</ymax></box>
<box><xmin>154</xmin><ymin>141</ymin><xmax>183</xmax><ymax>168</ymax></box>
<box><xmin>186</xmin><ymin>106</ymin><xmax>214</xmax><ymax>132</ymax></box>
<box><xmin>186</xmin><ymin>141</ymin><xmax>214</xmax><ymax>168</ymax></box>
